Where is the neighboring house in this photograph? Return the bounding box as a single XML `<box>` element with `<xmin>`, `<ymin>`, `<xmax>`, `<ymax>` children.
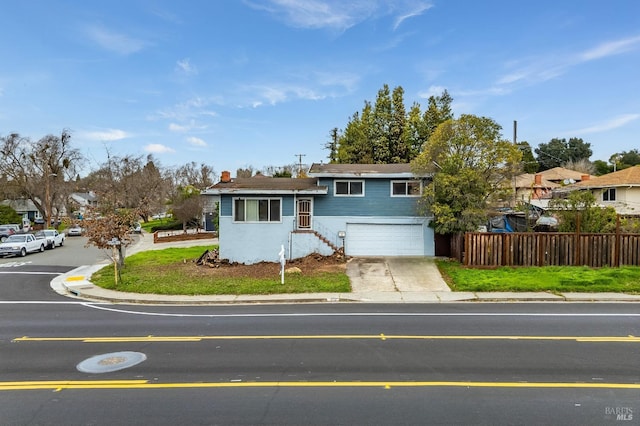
<box><xmin>554</xmin><ymin>165</ymin><xmax>640</xmax><ymax>215</ymax></box>
<box><xmin>70</xmin><ymin>192</ymin><xmax>98</xmax><ymax>217</ymax></box>
<box><xmin>1</xmin><ymin>198</ymin><xmax>42</xmax><ymax>224</ymax></box>
<box><xmin>537</xmin><ymin>167</ymin><xmax>594</xmax><ymax>185</ymax></box>
<box><xmin>514</xmin><ymin>173</ymin><xmax>560</xmax><ymax>203</ymax></box>
<box><xmin>513</xmin><ymin>167</ymin><xmax>595</xmax><ymax>213</ymax></box>
<box><xmin>202</xmin><ymin>164</ymin><xmax>434</xmax><ymax>264</ymax></box>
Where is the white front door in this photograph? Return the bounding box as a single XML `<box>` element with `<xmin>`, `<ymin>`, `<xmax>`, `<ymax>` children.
<box><xmin>297</xmin><ymin>198</ymin><xmax>312</xmax><ymax>229</ymax></box>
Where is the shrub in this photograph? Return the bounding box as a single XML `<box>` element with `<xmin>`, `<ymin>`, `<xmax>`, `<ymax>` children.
<box><xmin>151</xmin><ymin>221</ymin><xmax>183</xmax><ymax>232</ymax></box>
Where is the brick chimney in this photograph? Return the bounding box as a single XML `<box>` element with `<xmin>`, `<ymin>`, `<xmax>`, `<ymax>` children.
<box><xmin>581</xmin><ymin>174</ymin><xmax>590</xmax><ymax>181</ymax></box>
<box><xmin>534</xmin><ymin>174</ymin><xmax>542</xmax><ymax>185</ymax></box>
<box><xmin>221</xmin><ymin>170</ymin><xmax>231</xmax><ymax>183</ymax></box>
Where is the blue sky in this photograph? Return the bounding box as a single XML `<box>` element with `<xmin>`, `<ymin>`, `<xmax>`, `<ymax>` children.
<box><xmin>1</xmin><ymin>1</ymin><xmax>639</xmax><ymax>176</ymax></box>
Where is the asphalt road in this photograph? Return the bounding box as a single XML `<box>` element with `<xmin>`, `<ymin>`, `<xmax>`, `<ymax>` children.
<box><xmin>1</xmin><ymin>241</ymin><xmax>639</xmax><ymax>425</ymax></box>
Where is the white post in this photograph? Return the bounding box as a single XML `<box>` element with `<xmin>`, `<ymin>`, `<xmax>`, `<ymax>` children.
<box><xmin>279</xmin><ymin>244</ymin><xmax>285</xmax><ymax>284</ymax></box>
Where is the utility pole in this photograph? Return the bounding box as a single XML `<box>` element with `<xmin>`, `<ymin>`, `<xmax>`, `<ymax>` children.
<box><xmin>295</xmin><ymin>154</ymin><xmax>306</xmax><ymax>177</ymax></box>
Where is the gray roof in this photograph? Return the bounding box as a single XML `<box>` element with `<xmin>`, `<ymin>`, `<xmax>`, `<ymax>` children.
<box><xmin>203</xmin><ymin>177</ymin><xmax>328</xmax><ymax>195</ymax></box>
<box><xmin>308</xmin><ymin>162</ymin><xmax>424</xmax><ymax>178</ymax></box>
<box><xmin>1</xmin><ymin>198</ymin><xmax>38</xmax><ymax>212</ymax></box>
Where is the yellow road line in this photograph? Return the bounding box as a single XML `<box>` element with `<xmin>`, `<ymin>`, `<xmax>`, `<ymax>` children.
<box><xmin>2</xmin><ymin>380</ymin><xmax>640</xmax><ymax>391</ymax></box>
<box><xmin>12</xmin><ymin>334</ymin><xmax>640</xmax><ymax>343</ymax></box>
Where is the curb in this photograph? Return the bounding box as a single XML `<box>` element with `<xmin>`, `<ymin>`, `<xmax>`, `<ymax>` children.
<box><xmin>52</xmin><ymin>267</ymin><xmax>640</xmax><ymax>305</ymax></box>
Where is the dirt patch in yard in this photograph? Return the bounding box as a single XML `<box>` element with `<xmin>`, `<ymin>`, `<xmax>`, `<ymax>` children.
<box><xmin>158</xmin><ymin>251</ymin><xmax>348</xmax><ymax>279</ymax></box>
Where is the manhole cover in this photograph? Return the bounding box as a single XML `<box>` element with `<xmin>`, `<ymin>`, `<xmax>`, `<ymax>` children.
<box><xmin>77</xmin><ymin>351</ymin><xmax>147</xmax><ymax>373</ymax></box>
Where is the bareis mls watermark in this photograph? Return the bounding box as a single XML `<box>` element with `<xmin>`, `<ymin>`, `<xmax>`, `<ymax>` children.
<box><xmin>604</xmin><ymin>406</ymin><xmax>633</xmax><ymax>421</ymax></box>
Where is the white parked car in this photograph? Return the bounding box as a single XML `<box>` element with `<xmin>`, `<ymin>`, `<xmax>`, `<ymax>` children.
<box><xmin>35</xmin><ymin>229</ymin><xmax>65</xmax><ymax>249</ymax></box>
<box><xmin>0</xmin><ymin>234</ymin><xmax>45</xmax><ymax>257</ymax></box>
<box><xmin>67</xmin><ymin>225</ymin><xmax>84</xmax><ymax>236</ymax></box>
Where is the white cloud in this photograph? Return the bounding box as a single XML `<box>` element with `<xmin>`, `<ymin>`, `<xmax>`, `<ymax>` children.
<box><xmin>246</xmin><ymin>83</ymin><xmax>325</xmax><ymax>106</ymax></box>
<box><xmin>249</xmin><ymin>0</ymin><xmax>434</xmax><ymax>33</ymax></box>
<box><xmin>169</xmin><ymin>123</ymin><xmax>190</xmax><ymax>132</ymax></box>
<box><xmin>496</xmin><ymin>34</ymin><xmax>640</xmax><ymax>87</ymax></box>
<box><xmin>144</xmin><ymin>143</ymin><xmax>175</xmax><ymax>153</ymax></box>
<box><xmin>418</xmin><ymin>85</ymin><xmax>447</xmax><ymax>98</ymax></box>
<box><xmin>248</xmin><ymin>0</ymin><xmax>376</xmax><ymax>31</ymax></box>
<box><xmin>580</xmin><ymin>35</ymin><xmax>640</xmax><ymax>61</ymax></box>
<box><xmin>85</xmin><ymin>25</ymin><xmax>148</xmax><ymax>54</ymax></box>
<box><xmin>153</xmin><ymin>97</ymin><xmax>217</xmax><ymax>122</ymax></box>
<box><xmin>82</xmin><ymin>129</ymin><xmax>129</xmax><ymax>141</ymax></box>
<box><xmin>393</xmin><ymin>2</ymin><xmax>433</xmax><ymax>30</ymax></box>
<box><xmin>187</xmin><ymin>136</ymin><xmax>207</xmax><ymax>147</ymax></box>
<box><xmin>568</xmin><ymin>113</ymin><xmax>640</xmax><ymax>135</ymax></box>
<box><xmin>176</xmin><ymin>58</ymin><xmax>198</xmax><ymax>75</ymax></box>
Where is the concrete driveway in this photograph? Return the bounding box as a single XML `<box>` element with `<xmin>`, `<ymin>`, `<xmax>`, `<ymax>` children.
<box><xmin>346</xmin><ymin>257</ymin><xmax>451</xmax><ymax>293</ymax></box>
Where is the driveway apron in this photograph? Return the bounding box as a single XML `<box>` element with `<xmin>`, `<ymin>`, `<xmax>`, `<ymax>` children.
<box><xmin>347</xmin><ymin>257</ymin><xmax>450</xmax><ymax>293</ymax></box>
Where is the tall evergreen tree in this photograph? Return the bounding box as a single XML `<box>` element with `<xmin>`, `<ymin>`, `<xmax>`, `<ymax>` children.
<box><xmin>389</xmin><ymin>86</ymin><xmax>408</xmax><ymax>162</ymax></box>
<box><xmin>330</xmin><ymin>85</ymin><xmax>453</xmax><ymax>164</ymax></box>
<box><xmin>371</xmin><ymin>84</ymin><xmax>392</xmax><ymax>163</ymax></box>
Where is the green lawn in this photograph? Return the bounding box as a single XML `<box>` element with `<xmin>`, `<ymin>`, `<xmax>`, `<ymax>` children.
<box><xmin>91</xmin><ymin>245</ymin><xmax>351</xmax><ymax>295</ymax></box>
<box><xmin>436</xmin><ymin>259</ymin><xmax>640</xmax><ymax>293</ymax></box>
<box><xmin>90</xmin><ymin>246</ymin><xmax>640</xmax><ymax>295</ymax></box>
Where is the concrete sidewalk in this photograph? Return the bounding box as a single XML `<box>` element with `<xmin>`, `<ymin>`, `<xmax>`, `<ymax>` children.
<box><xmin>51</xmin><ymin>234</ymin><xmax>640</xmax><ymax>305</ymax></box>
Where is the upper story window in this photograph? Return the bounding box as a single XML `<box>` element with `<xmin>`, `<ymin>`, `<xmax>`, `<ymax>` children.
<box><xmin>391</xmin><ymin>180</ymin><xmax>422</xmax><ymax>197</ymax></box>
<box><xmin>233</xmin><ymin>198</ymin><xmax>281</xmax><ymax>222</ymax></box>
<box><xmin>602</xmin><ymin>188</ymin><xmax>616</xmax><ymax>202</ymax></box>
<box><xmin>334</xmin><ymin>180</ymin><xmax>364</xmax><ymax>196</ymax></box>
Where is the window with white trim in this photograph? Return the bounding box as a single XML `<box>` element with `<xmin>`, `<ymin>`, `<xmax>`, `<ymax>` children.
<box><xmin>602</xmin><ymin>188</ymin><xmax>616</xmax><ymax>202</ymax></box>
<box><xmin>391</xmin><ymin>180</ymin><xmax>422</xmax><ymax>197</ymax></box>
<box><xmin>233</xmin><ymin>198</ymin><xmax>281</xmax><ymax>222</ymax></box>
<box><xmin>334</xmin><ymin>180</ymin><xmax>364</xmax><ymax>196</ymax></box>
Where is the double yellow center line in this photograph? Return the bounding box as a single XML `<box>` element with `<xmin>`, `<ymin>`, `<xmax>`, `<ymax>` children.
<box><xmin>12</xmin><ymin>334</ymin><xmax>640</xmax><ymax>343</ymax></box>
<box><xmin>2</xmin><ymin>380</ymin><xmax>640</xmax><ymax>391</ymax></box>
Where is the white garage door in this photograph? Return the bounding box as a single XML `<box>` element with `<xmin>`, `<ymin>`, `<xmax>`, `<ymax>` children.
<box><xmin>346</xmin><ymin>223</ymin><xmax>424</xmax><ymax>256</ymax></box>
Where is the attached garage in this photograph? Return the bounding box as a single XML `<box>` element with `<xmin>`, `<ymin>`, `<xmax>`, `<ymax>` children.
<box><xmin>345</xmin><ymin>223</ymin><xmax>425</xmax><ymax>256</ymax></box>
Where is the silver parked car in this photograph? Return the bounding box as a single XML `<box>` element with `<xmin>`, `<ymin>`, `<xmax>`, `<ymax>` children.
<box><xmin>67</xmin><ymin>225</ymin><xmax>84</xmax><ymax>236</ymax></box>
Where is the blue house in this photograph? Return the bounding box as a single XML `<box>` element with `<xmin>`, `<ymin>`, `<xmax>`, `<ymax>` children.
<box><xmin>202</xmin><ymin>163</ymin><xmax>434</xmax><ymax>264</ymax></box>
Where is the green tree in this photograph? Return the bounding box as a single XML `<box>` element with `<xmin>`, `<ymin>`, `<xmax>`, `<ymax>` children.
<box><xmin>371</xmin><ymin>84</ymin><xmax>393</xmax><ymax>163</ymax></box>
<box><xmin>517</xmin><ymin>141</ymin><xmax>539</xmax><ymax>173</ymax></box>
<box><xmin>609</xmin><ymin>149</ymin><xmax>640</xmax><ymax>171</ymax></box>
<box><xmin>404</xmin><ymin>102</ymin><xmax>425</xmax><ymax>159</ymax></box>
<box><xmin>336</xmin><ymin>103</ymin><xmax>374</xmax><ymax>163</ymax></box>
<box><xmin>0</xmin><ymin>204</ymin><xmax>22</xmax><ymax>224</ymax></box>
<box><xmin>592</xmin><ymin>160</ymin><xmax>612</xmax><ymax>176</ymax></box>
<box><xmin>332</xmin><ymin>85</ymin><xmax>453</xmax><ymax>164</ymax></box>
<box><xmin>535</xmin><ymin>137</ymin><xmax>592</xmax><ymax>170</ymax></box>
<box><xmin>325</xmin><ymin>128</ymin><xmax>339</xmax><ymax>163</ymax></box>
<box><xmin>549</xmin><ymin>191</ymin><xmax>617</xmax><ymax>232</ymax></box>
<box><xmin>422</xmin><ymin>89</ymin><xmax>453</xmax><ymax>137</ymax></box>
<box><xmin>411</xmin><ymin>114</ymin><xmax>522</xmax><ymax>234</ymax></box>
<box><xmin>389</xmin><ymin>86</ymin><xmax>408</xmax><ymax>162</ymax></box>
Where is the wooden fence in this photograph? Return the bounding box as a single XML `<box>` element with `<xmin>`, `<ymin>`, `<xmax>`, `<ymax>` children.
<box><xmin>460</xmin><ymin>232</ymin><xmax>640</xmax><ymax>268</ymax></box>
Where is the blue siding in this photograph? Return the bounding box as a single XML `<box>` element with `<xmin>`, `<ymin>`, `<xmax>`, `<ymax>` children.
<box><xmin>314</xmin><ymin>178</ymin><xmax>419</xmax><ymax>217</ymax></box>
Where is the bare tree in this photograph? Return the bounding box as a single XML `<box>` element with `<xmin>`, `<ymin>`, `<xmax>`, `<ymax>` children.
<box><xmin>173</xmin><ymin>162</ymin><xmax>216</xmax><ymax>189</ymax></box>
<box><xmin>0</xmin><ymin>130</ymin><xmax>84</xmax><ymax>227</ymax></box>
<box><xmin>562</xmin><ymin>158</ymin><xmax>595</xmax><ymax>175</ymax></box>
<box><xmin>80</xmin><ymin>153</ymin><xmax>169</xmax><ymax>221</ymax></box>
<box><xmin>82</xmin><ymin>208</ymin><xmax>140</xmax><ymax>285</ymax></box>
<box><xmin>171</xmin><ymin>186</ymin><xmax>204</xmax><ymax>231</ymax></box>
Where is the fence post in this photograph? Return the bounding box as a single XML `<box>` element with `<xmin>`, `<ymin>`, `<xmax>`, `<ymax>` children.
<box><xmin>464</xmin><ymin>232</ymin><xmax>469</xmax><ymax>266</ymax></box>
<box><xmin>575</xmin><ymin>213</ymin><xmax>581</xmax><ymax>266</ymax></box>
<box><xmin>615</xmin><ymin>215</ymin><xmax>621</xmax><ymax>267</ymax></box>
